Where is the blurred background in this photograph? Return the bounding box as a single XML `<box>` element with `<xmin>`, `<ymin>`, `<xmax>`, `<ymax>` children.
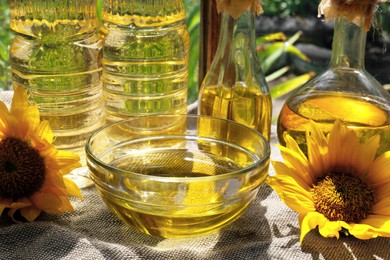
<box><xmin>1</xmin><ymin>0</ymin><xmax>390</xmax><ymax>104</ymax></box>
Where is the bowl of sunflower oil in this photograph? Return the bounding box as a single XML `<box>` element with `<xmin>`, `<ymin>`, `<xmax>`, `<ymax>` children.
<box><xmin>86</xmin><ymin>114</ymin><xmax>270</xmax><ymax>238</ymax></box>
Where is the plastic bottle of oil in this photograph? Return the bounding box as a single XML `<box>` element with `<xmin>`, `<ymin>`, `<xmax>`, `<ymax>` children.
<box><xmin>102</xmin><ymin>0</ymin><xmax>190</xmax><ymax>123</ymax></box>
<box><xmin>277</xmin><ymin>16</ymin><xmax>390</xmax><ymax>155</ymax></box>
<box><xmin>198</xmin><ymin>8</ymin><xmax>272</xmax><ymax>140</ymax></box>
<box><xmin>9</xmin><ymin>0</ymin><xmax>105</xmax><ymax>152</ymax></box>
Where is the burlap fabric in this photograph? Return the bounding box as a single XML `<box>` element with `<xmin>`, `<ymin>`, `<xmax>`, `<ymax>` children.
<box><xmin>0</xmin><ymin>91</ymin><xmax>389</xmax><ymax>259</ymax></box>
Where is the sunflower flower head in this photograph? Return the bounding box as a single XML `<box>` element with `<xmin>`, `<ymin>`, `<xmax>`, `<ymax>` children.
<box><xmin>267</xmin><ymin>120</ymin><xmax>390</xmax><ymax>243</ymax></box>
<box><xmin>0</xmin><ymin>86</ymin><xmax>82</xmax><ymax>222</ymax></box>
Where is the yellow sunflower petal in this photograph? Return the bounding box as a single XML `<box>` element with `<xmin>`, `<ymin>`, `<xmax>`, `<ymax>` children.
<box><xmin>0</xmin><ymin>101</ymin><xmax>10</xmax><ymax>137</ymax></box>
<box><xmin>357</xmin><ymin>215</ymin><xmax>390</xmax><ymax>233</ymax></box>
<box><xmin>9</xmin><ymin>86</ymin><xmax>40</xmax><ymax>139</ymax></box>
<box><xmin>272</xmin><ymin>161</ymin><xmax>312</xmax><ymax>190</ymax></box>
<box><xmin>299</xmin><ymin>211</ymin><xmax>327</xmax><ymax>243</ymax></box>
<box><xmin>279</xmin><ymin>193</ymin><xmax>315</xmax><ymax>214</ymax></box>
<box><xmin>31</xmin><ymin>137</ymin><xmax>81</xmax><ymax>175</ymax></box>
<box><xmin>306</xmin><ymin>120</ymin><xmax>328</xmax><ymax>179</ymax></box>
<box><xmin>11</xmin><ymin>85</ymin><xmax>29</xmax><ymax>115</ymax></box>
<box><xmin>372</xmin><ymin>197</ymin><xmax>390</xmax><ymax>215</ymax></box>
<box><xmin>327</xmin><ymin>120</ymin><xmax>355</xmax><ymax>165</ymax></box>
<box><xmin>278</xmin><ymin>145</ymin><xmax>314</xmax><ymax>184</ymax></box>
<box><xmin>348</xmin><ymin>214</ymin><xmax>390</xmax><ymax>239</ymax></box>
<box><xmin>10</xmin><ymin>199</ymin><xmax>32</xmax><ymax>208</ymax></box>
<box><xmin>23</xmin><ymin>106</ymin><xmax>40</xmax><ymax>132</ymax></box>
<box><xmin>44</xmin><ymin>196</ymin><xmax>74</xmax><ymax>213</ymax></box>
<box><xmin>0</xmin><ymin>199</ymin><xmax>12</xmax><ymax>215</ymax></box>
<box><xmin>374</xmin><ymin>182</ymin><xmax>390</xmax><ymax>202</ymax></box>
<box><xmin>20</xmin><ymin>206</ymin><xmax>41</xmax><ymax>222</ymax></box>
<box><xmin>36</xmin><ymin>120</ymin><xmax>54</xmax><ymax>144</ymax></box>
<box><xmin>63</xmin><ymin>176</ymin><xmax>83</xmax><ymax>199</ymax></box>
<box><xmin>40</xmin><ymin>172</ymin><xmax>68</xmax><ymax>195</ymax></box>
<box><xmin>367</xmin><ymin>151</ymin><xmax>390</xmax><ymax>189</ymax></box>
<box><xmin>31</xmin><ymin>191</ymin><xmax>64</xmax><ymax>212</ymax></box>
<box><xmin>10</xmin><ymin>104</ymin><xmax>40</xmax><ymax>140</ymax></box>
<box><xmin>317</xmin><ymin>219</ymin><xmax>349</xmax><ymax>239</ymax></box>
<box><xmin>326</xmin><ymin>120</ymin><xmax>379</xmax><ymax>177</ymax></box>
<box><xmin>284</xmin><ymin>132</ymin><xmax>307</xmax><ymax>160</ymax></box>
<box><xmin>267</xmin><ymin>176</ymin><xmax>315</xmax><ymax>214</ymax></box>
<box><xmin>352</xmin><ymin>135</ymin><xmax>379</xmax><ymax>177</ymax></box>
<box><xmin>324</xmin><ymin>120</ymin><xmax>355</xmax><ymax>173</ymax></box>
<box><xmin>55</xmin><ymin>150</ymin><xmax>82</xmax><ymax>175</ymax></box>
<box><xmin>7</xmin><ymin>198</ymin><xmax>33</xmax><ymax>221</ymax></box>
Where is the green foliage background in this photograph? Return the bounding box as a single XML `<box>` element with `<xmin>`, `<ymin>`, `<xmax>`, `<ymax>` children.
<box><xmin>0</xmin><ymin>3</ymin><xmax>12</xmax><ymax>90</ymax></box>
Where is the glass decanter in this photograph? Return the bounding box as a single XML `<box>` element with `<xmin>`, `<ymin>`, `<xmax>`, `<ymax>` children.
<box><xmin>198</xmin><ymin>8</ymin><xmax>272</xmax><ymax>140</ymax></box>
<box><xmin>277</xmin><ymin>16</ymin><xmax>390</xmax><ymax>155</ymax></box>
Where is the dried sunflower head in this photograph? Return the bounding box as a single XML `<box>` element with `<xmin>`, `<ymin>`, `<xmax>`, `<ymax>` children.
<box><xmin>216</xmin><ymin>0</ymin><xmax>263</xmax><ymax>19</ymax></box>
<box><xmin>318</xmin><ymin>0</ymin><xmax>379</xmax><ymax>30</ymax></box>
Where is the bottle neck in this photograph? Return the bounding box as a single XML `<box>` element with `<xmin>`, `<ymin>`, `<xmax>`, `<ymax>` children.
<box><xmin>103</xmin><ymin>0</ymin><xmax>186</xmax><ymax>27</ymax></box>
<box><xmin>209</xmin><ymin>9</ymin><xmax>262</xmax><ymax>87</ymax></box>
<box><xmin>215</xmin><ymin>9</ymin><xmax>258</xmax><ymax>59</ymax></box>
<box><xmin>330</xmin><ymin>16</ymin><xmax>367</xmax><ymax>70</ymax></box>
<box><xmin>9</xmin><ymin>0</ymin><xmax>98</xmax><ymax>39</ymax></box>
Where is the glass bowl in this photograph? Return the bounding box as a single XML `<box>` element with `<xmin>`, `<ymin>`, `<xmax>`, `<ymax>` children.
<box><xmin>86</xmin><ymin>114</ymin><xmax>270</xmax><ymax>238</ymax></box>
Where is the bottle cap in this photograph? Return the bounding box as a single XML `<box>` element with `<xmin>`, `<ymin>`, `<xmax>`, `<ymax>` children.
<box><xmin>216</xmin><ymin>0</ymin><xmax>263</xmax><ymax>19</ymax></box>
<box><xmin>318</xmin><ymin>0</ymin><xmax>379</xmax><ymax>31</ymax></box>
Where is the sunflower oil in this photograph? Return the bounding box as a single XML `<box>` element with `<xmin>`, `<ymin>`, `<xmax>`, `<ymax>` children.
<box><xmin>101</xmin><ymin>0</ymin><xmax>189</xmax><ymax>123</ymax></box>
<box><xmin>198</xmin><ymin>9</ymin><xmax>271</xmax><ymax>140</ymax></box>
<box><xmin>199</xmin><ymin>84</ymin><xmax>272</xmax><ymax>140</ymax></box>
<box><xmin>86</xmin><ymin>113</ymin><xmax>270</xmax><ymax>237</ymax></box>
<box><xmin>95</xmin><ymin>146</ymin><xmax>263</xmax><ymax>238</ymax></box>
<box><xmin>277</xmin><ymin>17</ymin><xmax>390</xmax><ymax>155</ymax></box>
<box><xmin>277</xmin><ymin>92</ymin><xmax>390</xmax><ymax>155</ymax></box>
<box><xmin>9</xmin><ymin>0</ymin><xmax>104</xmax><ymax>150</ymax></box>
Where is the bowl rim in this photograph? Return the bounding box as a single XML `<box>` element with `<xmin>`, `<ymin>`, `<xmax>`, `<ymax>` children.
<box><xmin>85</xmin><ymin>114</ymin><xmax>271</xmax><ymax>182</ymax></box>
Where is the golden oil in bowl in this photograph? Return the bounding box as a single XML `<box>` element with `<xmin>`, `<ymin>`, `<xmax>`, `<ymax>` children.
<box><xmin>87</xmin><ymin>115</ymin><xmax>270</xmax><ymax>238</ymax></box>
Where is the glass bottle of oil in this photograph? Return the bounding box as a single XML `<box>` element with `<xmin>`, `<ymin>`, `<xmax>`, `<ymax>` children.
<box><xmin>277</xmin><ymin>16</ymin><xmax>390</xmax><ymax>155</ymax></box>
<box><xmin>9</xmin><ymin>0</ymin><xmax>105</xmax><ymax>152</ymax></box>
<box><xmin>198</xmin><ymin>8</ymin><xmax>272</xmax><ymax>140</ymax></box>
<box><xmin>102</xmin><ymin>0</ymin><xmax>190</xmax><ymax>123</ymax></box>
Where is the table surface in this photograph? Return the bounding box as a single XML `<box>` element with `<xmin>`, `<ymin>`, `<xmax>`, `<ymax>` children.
<box><xmin>0</xmin><ymin>90</ymin><xmax>390</xmax><ymax>260</ymax></box>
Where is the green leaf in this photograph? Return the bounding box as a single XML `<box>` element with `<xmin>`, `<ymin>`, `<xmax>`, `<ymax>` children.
<box><xmin>258</xmin><ymin>31</ymin><xmax>307</xmax><ymax>74</ymax></box>
<box><xmin>285</xmin><ymin>45</ymin><xmax>310</xmax><ymax>62</ymax></box>
<box><xmin>265</xmin><ymin>66</ymin><xmax>290</xmax><ymax>82</ymax></box>
<box><xmin>270</xmin><ymin>72</ymin><xmax>315</xmax><ymax>99</ymax></box>
<box><xmin>97</xmin><ymin>0</ymin><xmax>103</xmax><ymax>23</ymax></box>
<box><xmin>259</xmin><ymin>42</ymin><xmax>285</xmax><ymax>73</ymax></box>
<box><xmin>186</xmin><ymin>5</ymin><xmax>200</xmax><ymax>31</ymax></box>
<box><xmin>185</xmin><ymin>2</ymin><xmax>200</xmax><ymax>104</ymax></box>
<box><xmin>0</xmin><ymin>42</ymin><xmax>8</xmax><ymax>61</ymax></box>
<box><xmin>256</xmin><ymin>32</ymin><xmax>286</xmax><ymax>45</ymax></box>
<box><xmin>286</xmin><ymin>30</ymin><xmax>302</xmax><ymax>45</ymax></box>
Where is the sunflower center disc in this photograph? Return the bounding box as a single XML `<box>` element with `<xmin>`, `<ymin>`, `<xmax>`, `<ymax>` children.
<box><xmin>0</xmin><ymin>137</ymin><xmax>46</xmax><ymax>199</ymax></box>
<box><xmin>311</xmin><ymin>172</ymin><xmax>375</xmax><ymax>223</ymax></box>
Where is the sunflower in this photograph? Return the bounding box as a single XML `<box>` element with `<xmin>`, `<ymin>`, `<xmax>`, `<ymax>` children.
<box><xmin>267</xmin><ymin>120</ymin><xmax>390</xmax><ymax>242</ymax></box>
<box><xmin>0</xmin><ymin>86</ymin><xmax>82</xmax><ymax>222</ymax></box>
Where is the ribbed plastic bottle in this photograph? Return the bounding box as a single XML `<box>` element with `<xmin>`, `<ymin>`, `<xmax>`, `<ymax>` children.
<box><xmin>102</xmin><ymin>0</ymin><xmax>189</xmax><ymax>123</ymax></box>
<box><xmin>9</xmin><ymin>0</ymin><xmax>105</xmax><ymax>153</ymax></box>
